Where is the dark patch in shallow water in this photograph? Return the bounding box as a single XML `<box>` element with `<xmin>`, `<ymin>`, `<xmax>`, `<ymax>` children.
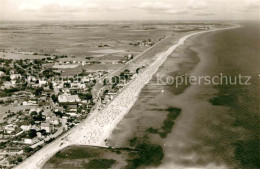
<box><xmin>209</xmin><ymin>83</ymin><xmax>260</xmax><ymax>169</ymax></box>
<box><xmin>206</xmin><ymin>23</ymin><xmax>260</xmax><ymax>169</ymax></box>
<box><xmin>146</xmin><ymin>107</ymin><xmax>181</xmax><ymax>138</ymax></box>
<box><xmin>126</xmin><ymin>137</ymin><xmax>164</xmax><ymax>169</ymax></box>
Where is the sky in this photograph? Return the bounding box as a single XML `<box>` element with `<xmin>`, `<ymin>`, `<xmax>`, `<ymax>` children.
<box><xmin>0</xmin><ymin>0</ymin><xmax>259</xmax><ymax>21</ymax></box>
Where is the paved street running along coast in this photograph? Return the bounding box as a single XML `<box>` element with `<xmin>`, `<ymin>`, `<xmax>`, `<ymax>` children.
<box><xmin>15</xmin><ymin>26</ymin><xmax>238</xmax><ymax>169</ymax></box>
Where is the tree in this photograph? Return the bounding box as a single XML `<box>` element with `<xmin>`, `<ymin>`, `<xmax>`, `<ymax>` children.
<box><xmin>30</xmin><ymin>111</ymin><xmax>37</xmax><ymax>116</ymax></box>
<box><xmin>104</xmin><ymin>89</ymin><xmax>109</xmax><ymax>95</ymax></box>
<box><xmin>49</xmin><ymin>82</ymin><xmax>53</xmax><ymax>90</ymax></box>
<box><xmin>33</xmin><ymin>112</ymin><xmax>45</xmax><ymax>121</ymax></box>
<box><xmin>64</xmin><ymin>83</ymin><xmax>71</xmax><ymax>88</ymax></box>
<box><xmin>69</xmin><ymin>77</ymin><xmax>74</xmax><ymax>82</ymax></box>
<box><xmin>54</xmin><ymin>111</ymin><xmax>63</xmax><ymax>118</ymax></box>
<box><xmin>34</xmin><ymin>87</ymin><xmax>44</xmax><ymax>96</ymax></box>
<box><xmin>22</xmin><ymin>81</ymin><xmax>28</xmax><ymax>88</ymax></box>
<box><xmin>111</xmin><ymin>76</ymin><xmax>119</xmax><ymax>85</ymax></box>
<box><xmin>103</xmin><ymin>79</ymin><xmax>108</xmax><ymax>86</ymax></box>
<box><xmin>51</xmin><ymin>94</ymin><xmax>58</xmax><ymax>103</ymax></box>
<box><xmin>28</xmin><ymin>129</ymin><xmax>37</xmax><ymax>138</ymax></box>
<box><xmin>120</xmin><ymin>72</ymin><xmax>125</xmax><ymax>77</ymax></box>
<box><xmin>17</xmin><ymin>156</ymin><xmax>23</xmax><ymax>162</ymax></box>
<box><xmin>24</xmin><ymin>147</ymin><xmax>33</xmax><ymax>153</ymax></box>
<box><xmin>28</xmin><ymin>118</ymin><xmax>35</xmax><ymax>125</ymax></box>
<box><xmin>78</xmin><ymin>93</ymin><xmax>92</xmax><ymax>100</ymax></box>
<box><xmin>136</xmin><ymin>68</ymin><xmax>140</xmax><ymax>74</ymax></box>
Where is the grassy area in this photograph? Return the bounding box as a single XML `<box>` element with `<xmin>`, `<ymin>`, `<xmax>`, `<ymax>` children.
<box><xmin>43</xmin><ymin>106</ymin><xmax>181</xmax><ymax>169</ymax></box>
<box><xmin>43</xmin><ymin>146</ymin><xmax>125</xmax><ymax>169</ymax></box>
<box><xmin>44</xmin><ymin>108</ymin><xmax>181</xmax><ymax>169</ymax></box>
<box><xmin>0</xmin><ymin>23</ymin><xmax>169</xmax><ymax>60</ymax></box>
<box><xmin>125</xmin><ymin>140</ymin><xmax>164</xmax><ymax>169</ymax></box>
<box><xmin>146</xmin><ymin>107</ymin><xmax>181</xmax><ymax>138</ymax></box>
<box><xmin>54</xmin><ymin>147</ymin><xmax>98</xmax><ymax>159</ymax></box>
<box><xmin>44</xmin><ymin>139</ymin><xmax>164</xmax><ymax>169</ymax></box>
<box><xmin>83</xmin><ymin>159</ymin><xmax>116</xmax><ymax>169</ymax></box>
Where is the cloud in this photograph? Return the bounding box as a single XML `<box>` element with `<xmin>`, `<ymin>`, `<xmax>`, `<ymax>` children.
<box><xmin>40</xmin><ymin>4</ymin><xmax>81</xmax><ymax>13</ymax></box>
<box><xmin>245</xmin><ymin>0</ymin><xmax>260</xmax><ymax>9</ymax></box>
<box><xmin>137</xmin><ymin>1</ymin><xmax>187</xmax><ymax>15</ymax></box>
<box><xmin>18</xmin><ymin>0</ymin><xmax>99</xmax><ymax>13</ymax></box>
<box><xmin>138</xmin><ymin>2</ymin><xmax>173</xmax><ymax>11</ymax></box>
<box><xmin>195</xmin><ymin>12</ymin><xmax>214</xmax><ymax>16</ymax></box>
<box><xmin>187</xmin><ymin>0</ymin><xmax>207</xmax><ymax>10</ymax></box>
<box><xmin>85</xmin><ymin>3</ymin><xmax>99</xmax><ymax>10</ymax></box>
<box><xmin>106</xmin><ymin>6</ymin><xmax>126</xmax><ymax>11</ymax></box>
<box><xmin>236</xmin><ymin>0</ymin><xmax>260</xmax><ymax>12</ymax></box>
<box><xmin>165</xmin><ymin>9</ymin><xmax>188</xmax><ymax>14</ymax></box>
<box><xmin>242</xmin><ymin>0</ymin><xmax>260</xmax><ymax>11</ymax></box>
<box><xmin>18</xmin><ymin>2</ymin><xmax>41</xmax><ymax>11</ymax></box>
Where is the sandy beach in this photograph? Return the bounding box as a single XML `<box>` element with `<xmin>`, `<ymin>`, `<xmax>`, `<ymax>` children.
<box><xmin>14</xmin><ymin>26</ymin><xmax>238</xmax><ymax>169</ymax></box>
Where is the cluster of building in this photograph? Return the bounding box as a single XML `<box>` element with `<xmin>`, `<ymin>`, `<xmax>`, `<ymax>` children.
<box><xmin>0</xmin><ymin>49</ymin><xmax>138</xmax><ymax>167</ymax></box>
<box><xmin>100</xmin><ymin>69</ymin><xmax>134</xmax><ymax>108</ymax></box>
<box><xmin>0</xmin><ymin>57</ymin><xmax>107</xmax><ymax>167</ymax></box>
<box><xmin>56</xmin><ymin>60</ymin><xmax>92</xmax><ymax>66</ymax></box>
<box><xmin>118</xmin><ymin>54</ymin><xmax>134</xmax><ymax>64</ymax></box>
<box><xmin>129</xmin><ymin>39</ymin><xmax>155</xmax><ymax>47</ymax></box>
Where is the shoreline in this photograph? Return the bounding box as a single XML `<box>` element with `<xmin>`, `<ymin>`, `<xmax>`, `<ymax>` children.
<box><xmin>14</xmin><ymin>25</ymin><xmax>239</xmax><ymax>169</ymax></box>
<box><xmin>154</xmin><ymin>23</ymin><xmax>259</xmax><ymax>169</ymax></box>
<box><xmin>103</xmin><ymin>24</ymin><xmax>241</xmax><ymax>144</ymax></box>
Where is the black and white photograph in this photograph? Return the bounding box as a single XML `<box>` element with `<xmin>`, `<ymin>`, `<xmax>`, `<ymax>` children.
<box><xmin>0</xmin><ymin>0</ymin><xmax>259</xmax><ymax>169</ymax></box>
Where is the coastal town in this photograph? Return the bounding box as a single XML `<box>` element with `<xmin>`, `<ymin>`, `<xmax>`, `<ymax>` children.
<box><xmin>0</xmin><ymin>0</ymin><xmax>257</xmax><ymax>168</ymax></box>
<box><xmin>0</xmin><ymin>51</ymin><xmax>141</xmax><ymax>167</ymax></box>
<box><xmin>0</xmin><ymin>21</ymin><xmax>230</xmax><ymax>169</ymax></box>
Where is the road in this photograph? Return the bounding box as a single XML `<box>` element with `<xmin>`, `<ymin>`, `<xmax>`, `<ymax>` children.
<box><xmin>15</xmin><ymin>34</ymin><xmax>172</xmax><ymax>169</ymax></box>
<box><xmin>91</xmin><ymin>36</ymin><xmax>170</xmax><ymax>99</ymax></box>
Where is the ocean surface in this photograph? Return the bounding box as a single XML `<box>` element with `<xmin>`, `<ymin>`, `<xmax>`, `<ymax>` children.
<box><xmin>108</xmin><ymin>22</ymin><xmax>260</xmax><ymax>169</ymax></box>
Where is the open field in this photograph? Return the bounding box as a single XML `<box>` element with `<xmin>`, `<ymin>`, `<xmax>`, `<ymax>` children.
<box><xmin>0</xmin><ymin>52</ymin><xmax>49</xmax><ymax>60</ymax></box>
<box><xmin>52</xmin><ymin>65</ymin><xmax>79</xmax><ymax>69</ymax></box>
<box><xmin>0</xmin><ymin>21</ymin><xmax>174</xmax><ymax>76</ymax></box>
<box><xmin>0</xmin><ymin>105</ymin><xmax>38</xmax><ymax>123</ymax></box>
<box><xmin>0</xmin><ymin>22</ymin><xmax>169</xmax><ymax>60</ymax></box>
<box><xmin>43</xmin><ymin>146</ymin><xmax>127</xmax><ymax>169</ymax></box>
